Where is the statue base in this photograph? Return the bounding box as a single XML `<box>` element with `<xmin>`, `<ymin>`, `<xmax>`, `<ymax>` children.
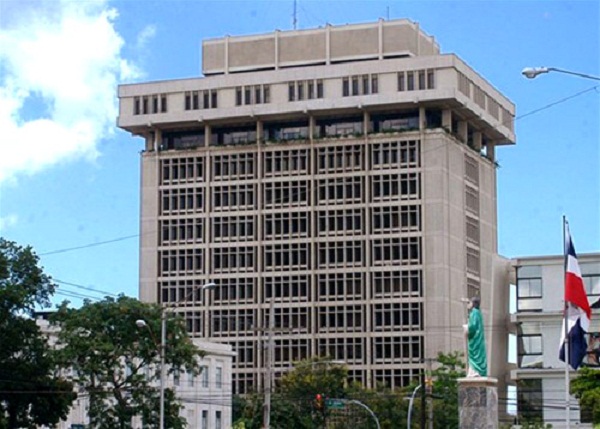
<box><xmin>457</xmin><ymin>377</ymin><xmax>498</xmax><ymax>429</ymax></box>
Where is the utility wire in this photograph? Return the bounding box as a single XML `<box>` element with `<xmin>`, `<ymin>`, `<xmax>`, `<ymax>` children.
<box><xmin>39</xmin><ymin>234</ymin><xmax>139</xmax><ymax>256</ymax></box>
<box><xmin>54</xmin><ymin>278</ymin><xmax>119</xmax><ymax>297</ymax></box>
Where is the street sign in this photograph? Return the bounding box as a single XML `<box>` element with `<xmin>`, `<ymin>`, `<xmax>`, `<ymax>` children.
<box><xmin>326</xmin><ymin>398</ymin><xmax>345</xmax><ymax>409</ymax></box>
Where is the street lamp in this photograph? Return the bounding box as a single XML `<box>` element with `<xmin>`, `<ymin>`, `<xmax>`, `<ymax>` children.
<box><xmin>136</xmin><ymin>281</ymin><xmax>216</xmax><ymax>429</ymax></box>
<box><xmin>521</xmin><ymin>66</ymin><xmax>600</xmax><ymax>81</ymax></box>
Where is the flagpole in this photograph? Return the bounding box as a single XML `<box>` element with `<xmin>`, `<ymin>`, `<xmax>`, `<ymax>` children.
<box><xmin>563</xmin><ymin>216</ymin><xmax>570</xmax><ymax>429</ymax></box>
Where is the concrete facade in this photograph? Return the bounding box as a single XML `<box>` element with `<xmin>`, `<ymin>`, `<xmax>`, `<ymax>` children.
<box><xmin>118</xmin><ymin>18</ymin><xmax>514</xmax><ymax>410</ymax></box>
<box><xmin>510</xmin><ymin>253</ymin><xmax>600</xmax><ymax>428</ymax></box>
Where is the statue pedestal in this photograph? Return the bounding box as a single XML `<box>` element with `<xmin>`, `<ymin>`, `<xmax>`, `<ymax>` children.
<box><xmin>457</xmin><ymin>377</ymin><xmax>498</xmax><ymax>429</ymax></box>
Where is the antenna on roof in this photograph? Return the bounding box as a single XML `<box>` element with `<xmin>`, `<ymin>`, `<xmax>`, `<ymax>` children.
<box><xmin>293</xmin><ymin>0</ymin><xmax>297</xmax><ymax>30</ymax></box>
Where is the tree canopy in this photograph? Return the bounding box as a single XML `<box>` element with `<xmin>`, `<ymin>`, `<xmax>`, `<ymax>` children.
<box><xmin>0</xmin><ymin>238</ymin><xmax>76</xmax><ymax>429</ymax></box>
<box><xmin>52</xmin><ymin>295</ymin><xmax>205</xmax><ymax>429</ymax></box>
<box><xmin>571</xmin><ymin>366</ymin><xmax>600</xmax><ymax>425</ymax></box>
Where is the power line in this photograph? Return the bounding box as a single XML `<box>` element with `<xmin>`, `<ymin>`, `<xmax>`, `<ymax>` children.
<box><xmin>54</xmin><ymin>278</ymin><xmax>119</xmax><ymax>297</ymax></box>
<box><xmin>39</xmin><ymin>234</ymin><xmax>139</xmax><ymax>256</ymax></box>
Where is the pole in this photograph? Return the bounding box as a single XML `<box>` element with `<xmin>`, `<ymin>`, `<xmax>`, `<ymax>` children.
<box><xmin>160</xmin><ymin>309</ymin><xmax>166</xmax><ymax>429</ymax></box>
<box><xmin>426</xmin><ymin>360</ymin><xmax>433</xmax><ymax>429</ymax></box>
<box><xmin>420</xmin><ymin>371</ymin><xmax>426</xmax><ymax>429</ymax></box>
<box><xmin>262</xmin><ymin>300</ymin><xmax>274</xmax><ymax>429</ymax></box>
<box><xmin>407</xmin><ymin>384</ymin><xmax>421</xmax><ymax>429</ymax></box>
<box><xmin>563</xmin><ymin>216</ymin><xmax>570</xmax><ymax>429</ymax></box>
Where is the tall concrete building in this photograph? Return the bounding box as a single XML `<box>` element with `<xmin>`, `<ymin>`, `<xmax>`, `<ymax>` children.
<box><xmin>117</xmin><ymin>19</ymin><xmax>515</xmax><ymax>401</ymax></box>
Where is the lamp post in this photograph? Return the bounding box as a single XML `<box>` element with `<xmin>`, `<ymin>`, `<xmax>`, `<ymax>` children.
<box><xmin>136</xmin><ymin>281</ymin><xmax>216</xmax><ymax>429</ymax></box>
<box><xmin>521</xmin><ymin>66</ymin><xmax>600</xmax><ymax>81</ymax></box>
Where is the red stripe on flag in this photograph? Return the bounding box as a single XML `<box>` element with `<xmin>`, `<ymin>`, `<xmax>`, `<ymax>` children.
<box><xmin>565</xmin><ymin>271</ymin><xmax>591</xmax><ymax>320</ymax></box>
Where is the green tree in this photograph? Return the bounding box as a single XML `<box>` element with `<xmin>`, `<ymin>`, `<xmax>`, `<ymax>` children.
<box><xmin>0</xmin><ymin>238</ymin><xmax>76</xmax><ymax>429</ymax></box>
<box><xmin>52</xmin><ymin>296</ymin><xmax>204</xmax><ymax>429</ymax></box>
<box><xmin>431</xmin><ymin>351</ymin><xmax>466</xmax><ymax>429</ymax></box>
<box><xmin>571</xmin><ymin>367</ymin><xmax>600</xmax><ymax>425</ymax></box>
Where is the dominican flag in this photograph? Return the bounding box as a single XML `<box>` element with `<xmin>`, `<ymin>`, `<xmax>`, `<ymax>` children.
<box><xmin>559</xmin><ymin>225</ymin><xmax>592</xmax><ymax>370</ymax></box>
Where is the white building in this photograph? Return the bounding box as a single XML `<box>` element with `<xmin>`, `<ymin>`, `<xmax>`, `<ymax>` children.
<box><xmin>35</xmin><ymin>313</ymin><xmax>235</xmax><ymax>429</ymax></box>
<box><xmin>510</xmin><ymin>252</ymin><xmax>600</xmax><ymax>428</ymax></box>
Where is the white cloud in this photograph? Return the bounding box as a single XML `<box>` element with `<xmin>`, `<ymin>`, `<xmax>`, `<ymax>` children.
<box><xmin>0</xmin><ymin>0</ymin><xmax>141</xmax><ymax>184</ymax></box>
<box><xmin>0</xmin><ymin>214</ymin><xmax>18</xmax><ymax>231</ymax></box>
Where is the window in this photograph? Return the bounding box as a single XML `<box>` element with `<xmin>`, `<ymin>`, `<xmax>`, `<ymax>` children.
<box><xmin>213</xmin><ymin>277</ymin><xmax>255</xmax><ymax>304</ymax></box>
<box><xmin>406</xmin><ymin>72</ymin><xmax>414</xmax><ymax>91</ymax></box>
<box><xmin>517</xmin><ymin>379</ymin><xmax>543</xmax><ymax>422</ymax></box>
<box><xmin>213</xmin><ymin>308</ymin><xmax>255</xmax><ymax>336</ymax></box>
<box><xmin>466</xmin><ymin>246</ymin><xmax>480</xmax><ymax>275</ymax></box>
<box><xmin>236</xmin><ymin>87</ymin><xmax>242</xmax><ymax>106</ymax></box>
<box><xmin>215</xmin><ymin>411</ymin><xmax>222</xmax><ymax>429</ymax></box>
<box><xmin>516</xmin><ymin>265</ymin><xmax>542</xmax><ymax>312</ymax></box>
<box><xmin>317</xmin><ymin>208</ymin><xmax>363</xmax><ymax>236</ymax></box>
<box><xmin>372</xmin><ymin>270</ymin><xmax>422</xmax><ymax>298</ymax></box>
<box><xmin>518</xmin><ymin>334</ymin><xmax>543</xmax><ymax>368</ymax></box>
<box><xmin>318</xmin><ymin>305</ymin><xmax>364</xmax><ymax>332</ymax></box>
<box><xmin>160</xmin><ymin>218</ymin><xmax>203</xmax><ymax>245</ymax></box>
<box><xmin>215</xmin><ymin>367</ymin><xmax>223</xmax><ymax>389</ymax></box>
<box><xmin>317</xmin><ymin>80</ymin><xmax>324</xmax><ymax>98</ymax></box>
<box><xmin>418</xmin><ymin>70</ymin><xmax>426</xmax><ymax>90</ymax></box>
<box><xmin>213</xmin><ymin>153</ymin><xmax>255</xmax><ymax>180</ymax></box>
<box><xmin>372</xmin><ymin>173</ymin><xmax>420</xmax><ymax>201</ymax></box>
<box><xmin>318</xmin><ymin>272</ymin><xmax>363</xmax><ymax>301</ymax></box>
<box><xmin>398</xmin><ymin>72</ymin><xmax>405</xmax><ymax>92</ymax></box>
<box><xmin>317</xmin><ymin>176</ymin><xmax>363</xmax><ymax>204</ymax></box>
<box><xmin>263</xmin><ymin>181</ymin><xmax>309</xmax><ymax>209</ymax></box>
<box><xmin>371</xmin><ymin>205</ymin><xmax>420</xmax><ymax>233</ymax></box>
<box><xmin>371</xmin><ymin>140</ymin><xmax>419</xmax><ymax>168</ymax></box>
<box><xmin>160</xmin><ymin>157</ymin><xmax>204</xmax><ymax>184</ymax></box>
<box><xmin>343</xmin><ymin>74</ymin><xmax>378</xmax><ymax>96</ymax></box>
<box><xmin>161</xmin><ymin>94</ymin><xmax>167</xmax><ymax>112</ymax></box>
<box><xmin>318</xmin><ymin>240</ymin><xmax>364</xmax><ymax>268</ymax></box>
<box><xmin>583</xmin><ymin>274</ymin><xmax>600</xmax><ymax>301</ymax></box>
<box><xmin>152</xmin><ymin>95</ymin><xmax>158</xmax><ymax>113</ymax></box>
<box><xmin>264</xmin><ymin>275</ymin><xmax>310</xmax><ymax>302</ymax></box>
<box><xmin>317</xmin><ymin>337</ymin><xmax>364</xmax><ymax>363</ymax></box>
<box><xmin>212</xmin><ymin>184</ymin><xmax>255</xmax><ymax>211</ymax></box>
<box><xmin>213</xmin><ymin>215</ymin><xmax>255</xmax><ymax>242</ymax></box>
<box><xmin>373</xmin><ymin>335</ymin><xmax>422</xmax><ymax>363</ymax></box>
<box><xmin>288</xmin><ymin>82</ymin><xmax>295</xmax><ymax>101</ymax></box>
<box><xmin>317</xmin><ymin>144</ymin><xmax>363</xmax><ymax>173</ymax></box>
<box><xmin>264</xmin><ymin>212</ymin><xmax>310</xmax><ymax>239</ymax></box>
<box><xmin>264</xmin><ymin>243</ymin><xmax>310</xmax><ymax>271</ymax></box>
<box><xmin>465</xmin><ymin>186</ymin><xmax>479</xmax><ymax>215</ymax></box>
<box><xmin>373</xmin><ymin>302</ymin><xmax>422</xmax><ymax>331</ymax></box>
<box><xmin>159</xmin><ymin>248</ymin><xmax>203</xmax><ymax>276</ymax></box>
<box><xmin>201</xmin><ymin>410</ymin><xmax>208</xmax><ymax>429</ymax></box>
<box><xmin>213</xmin><ymin>246</ymin><xmax>255</xmax><ymax>273</ymax></box>
<box><xmin>201</xmin><ymin>366</ymin><xmax>209</xmax><ymax>388</ymax></box>
<box><xmin>373</xmin><ymin>368</ymin><xmax>419</xmax><ymax>389</ymax></box>
<box><xmin>372</xmin><ymin>237</ymin><xmax>420</xmax><ymax>265</ymax></box>
<box><xmin>134</xmin><ymin>97</ymin><xmax>140</xmax><ymax>115</ymax></box>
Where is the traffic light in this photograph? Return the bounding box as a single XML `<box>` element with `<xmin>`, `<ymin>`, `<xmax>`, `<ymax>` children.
<box><xmin>315</xmin><ymin>393</ymin><xmax>326</xmax><ymax>412</ymax></box>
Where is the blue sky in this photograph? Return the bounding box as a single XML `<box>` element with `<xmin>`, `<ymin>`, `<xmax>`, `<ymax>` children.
<box><xmin>0</xmin><ymin>0</ymin><xmax>598</xmax><ymax>307</ymax></box>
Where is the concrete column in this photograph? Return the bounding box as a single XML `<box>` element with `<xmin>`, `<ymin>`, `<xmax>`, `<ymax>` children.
<box><xmin>204</xmin><ymin>124</ymin><xmax>211</xmax><ymax>147</ymax></box>
<box><xmin>442</xmin><ymin>109</ymin><xmax>452</xmax><ymax>132</ymax></box>
<box><xmin>153</xmin><ymin>128</ymin><xmax>162</xmax><ymax>151</ymax></box>
<box><xmin>458</xmin><ymin>377</ymin><xmax>498</xmax><ymax>429</ymax></box>
<box><xmin>363</xmin><ymin>110</ymin><xmax>370</xmax><ymax>135</ymax></box>
<box><xmin>256</xmin><ymin>120</ymin><xmax>263</xmax><ymax>143</ymax></box>
<box><xmin>486</xmin><ymin>142</ymin><xmax>496</xmax><ymax>162</ymax></box>
<box><xmin>472</xmin><ymin>131</ymin><xmax>482</xmax><ymax>152</ymax></box>
<box><xmin>419</xmin><ymin>106</ymin><xmax>427</xmax><ymax>131</ymax></box>
<box><xmin>457</xmin><ymin>121</ymin><xmax>468</xmax><ymax>143</ymax></box>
